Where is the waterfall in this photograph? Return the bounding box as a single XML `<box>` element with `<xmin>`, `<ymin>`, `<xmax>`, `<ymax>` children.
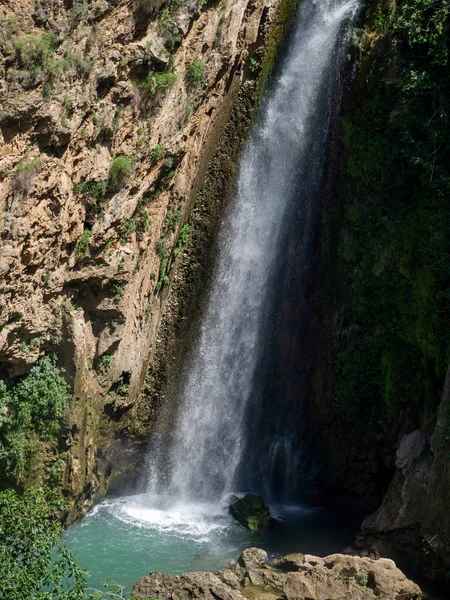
<box><xmin>145</xmin><ymin>0</ymin><xmax>359</xmax><ymax>506</ymax></box>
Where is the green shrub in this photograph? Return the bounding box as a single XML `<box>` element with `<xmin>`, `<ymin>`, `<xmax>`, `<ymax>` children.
<box><xmin>15</xmin><ymin>32</ymin><xmax>58</xmax><ymax>76</ymax></box>
<box><xmin>74</xmin><ymin>179</ymin><xmax>108</xmax><ymax>207</ymax></box>
<box><xmin>14</xmin><ymin>158</ymin><xmax>42</xmax><ymax>194</ymax></box>
<box><xmin>186</xmin><ymin>60</ymin><xmax>205</xmax><ymax>87</ymax></box>
<box><xmin>174</xmin><ymin>224</ymin><xmax>190</xmax><ymax>258</ymax></box>
<box><xmin>140</xmin><ymin>70</ymin><xmax>177</xmax><ymax>101</ymax></box>
<box><xmin>75</xmin><ymin>229</ymin><xmax>92</xmax><ymax>257</ymax></box>
<box><xmin>151</xmin><ymin>144</ymin><xmax>165</xmax><ymax>161</ymax></box>
<box><xmin>164</xmin><ymin>209</ymin><xmax>182</xmax><ymax>234</ymax></box>
<box><xmin>96</xmin><ymin>353</ymin><xmax>113</xmax><ymax>374</ymax></box>
<box><xmin>155</xmin><ymin>239</ymin><xmax>168</xmax><ymax>258</ymax></box>
<box><xmin>108</xmin><ymin>155</ymin><xmax>132</xmax><ymax>190</ymax></box>
<box><xmin>0</xmin><ymin>356</ymin><xmax>71</xmax><ymax>478</ymax></box>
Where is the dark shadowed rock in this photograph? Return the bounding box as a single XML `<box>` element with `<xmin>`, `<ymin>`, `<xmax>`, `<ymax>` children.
<box><xmin>229</xmin><ymin>494</ymin><xmax>271</xmax><ymax>531</ymax></box>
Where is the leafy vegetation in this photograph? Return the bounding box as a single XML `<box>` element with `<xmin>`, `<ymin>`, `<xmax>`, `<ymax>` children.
<box><xmin>108</xmin><ymin>155</ymin><xmax>133</xmax><ymax>190</ymax></box>
<box><xmin>14</xmin><ymin>158</ymin><xmax>42</xmax><ymax>194</ymax></box>
<box><xmin>186</xmin><ymin>60</ymin><xmax>205</xmax><ymax>87</ymax></box>
<box><xmin>0</xmin><ymin>486</ymin><xmax>135</xmax><ymax>599</ymax></box>
<box><xmin>0</xmin><ymin>357</ymin><xmax>71</xmax><ymax>481</ymax></box>
<box><xmin>75</xmin><ymin>229</ymin><xmax>93</xmax><ymax>258</ymax></box>
<box><xmin>96</xmin><ymin>353</ymin><xmax>113</xmax><ymax>375</ymax></box>
<box><xmin>325</xmin><ymin>0</ymin><xmax>450</xmax><ymax>433</ymax></box>
<box><xmin>173</xmin><ymin>224</ymin><xmax>190</xmax><ymax>258</ymax></box>
<box><xmin>140</xmin><ymin>71</ymin><xmax>177</xmax><ymax>105</ymax></box>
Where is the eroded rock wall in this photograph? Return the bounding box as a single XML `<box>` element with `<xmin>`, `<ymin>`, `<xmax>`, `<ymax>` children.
<box><xmin>0</xmin><ymin>0</ymin><xmax>289</xmax><ymax>516</ymax></box>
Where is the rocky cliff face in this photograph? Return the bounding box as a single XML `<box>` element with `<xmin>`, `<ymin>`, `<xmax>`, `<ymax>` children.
<box><xmin>0</xmin><ymin>0</ymin><xmax>290</xmax><ymax>516</ymax></box>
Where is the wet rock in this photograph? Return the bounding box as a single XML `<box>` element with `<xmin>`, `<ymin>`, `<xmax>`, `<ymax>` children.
<box><xmin>396</xmin><ymin>430</ymin><xmax>428</xmax><ymax>469</ymax></box>
<box><xmin>238</xmin><ymin>547</ymin><xmax>268</xmax><ymax>569</ymax></box>
<box><xmin>131</xmin><ymin>570</ymin><xmax>246</xmax><ymax>600</ymax></box>
<box><xmin>229</xmin><ymin>494</ymin><xmax>271</xmax><ymax>531</ymax></box>
<box><xmin>273</xmin><ymin>552</ymin><xmax>305</xmax><ymax>572</ymax></box>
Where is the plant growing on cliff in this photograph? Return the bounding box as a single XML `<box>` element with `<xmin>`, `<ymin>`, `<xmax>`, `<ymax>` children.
<box><xmin>14</xmin><ymin>158</ymin><xmax>42</xmax><ymax>195</ymax></box>
<box><xmin>186</xmin><ymin>60</ymin><xmax>205</xmax><ymax>87</ymax></box>
<box><xmin>108</xmin><ymin>155</ymin><xmax>133</xmax><ymax>190</ymax></box>
<box><xmin>173</xmin><ymin>224</ymin><xmax>190</xmax><ymax>258</ymax></box>
<box><xmin>0</xmin><ymin>356</ymin><xmax>71</xmax><ymax>479</ymax></box>
<box><xmin>140</xmin><ymin>70</ymin><xmax>177</xmax><ymax>107</ymax></box>
<box><xmin>76</xmin><ymin>229</ymin><xmax>93</xmax><ymax>258</ymax></box>
<box><xmin>95</xmin><ymin>353</ymin><xmax>113</xmax><ymax>375</ymax></box>
<box><xmin>15</xmin><ymin>32</ymin><xmax>58</xmax><ymax>79</ymax></box>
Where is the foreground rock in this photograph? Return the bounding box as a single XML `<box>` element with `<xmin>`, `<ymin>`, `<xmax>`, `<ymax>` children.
<box><xmin>132</xmin><ymin>548</ymin><xmax>422</xmax><ymax>600</ymax></box>
<box><xmin>229</xmin><ymin>494</ymin><xmax>271</xmax><ymax>531</ymax></box>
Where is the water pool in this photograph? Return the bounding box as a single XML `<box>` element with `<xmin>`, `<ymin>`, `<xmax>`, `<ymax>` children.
<box><xmin>64</xmin><ymin>494</ymin><xmax>360</xmax><ymax>594</ymax></box>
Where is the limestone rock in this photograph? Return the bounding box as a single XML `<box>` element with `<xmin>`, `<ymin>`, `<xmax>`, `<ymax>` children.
<box><xmin>131</xmin><ymin>571</ymin><xmax>246</xmax><ymax>600</ymax></box>
<box><xmin>284</xmin><ymin>554</ymin><xmax>422</xmax><ymax>600</ymax></box>
<box><xmin>239</xmin><ymin>548</ymin><xmax>268</xmax><ymax>570</ymax></box>
<box><xmin>133</xmin><ymin>550</ymin><xmax>422</xmax><ymax>600</ymax></box>
<box><xmin>230</xmin><ymin>494</ymin><xmax>271</xmax><ymax>531</ymax></box>
<box><xmin>273</xmin><ymin>553</ymin><xmax>305</xmax><ymax>572</ymax></box>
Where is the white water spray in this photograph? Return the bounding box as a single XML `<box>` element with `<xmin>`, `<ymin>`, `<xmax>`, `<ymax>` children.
<box><xmin>142</xmin><ymin>0</ymin><xmax>359</xmax><ymax>513</ymax></box>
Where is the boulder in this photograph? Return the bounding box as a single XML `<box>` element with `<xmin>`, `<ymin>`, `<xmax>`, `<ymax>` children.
<box><xmin>229</xmin><ymin>494</ymin><xmax>271</xmax><ymax>531</ymax></box>
<box><xmin>132</xmin><ymin>571</ymin><xmax>245</xmax><ymax>600</ymax></box>
<box><xmin>284</xmin><ymin>554</ymin><xmax>422</xmax><ymax>600</ymax></box>
<box><xmin>273</xmin><ymin>552</ymin><xmax>305</xmax><ymax>572</ymax></box>
<box><xmin>238</xmin><ymin>547</ymin><xmax>268</xmax><ymax>570</ymax></box>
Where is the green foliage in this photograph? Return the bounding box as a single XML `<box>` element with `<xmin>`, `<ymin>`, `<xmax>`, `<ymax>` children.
<box><xmin>96</xmin><ymin>353</ymin><xmax>113</xmax><ymax>375</ymax></box>
<box><xmin>14</xmin><ymin>158</ymin><xmax>42</xmax><ymax>194</ymax></box>
<box><xmin>0</xmin><ymin>487</ymin><xmax>135</xmax><ymax>599</ymax></box>
<box><xmin>186</xmin><ymin>60</ymin><xmax>205</xmax><ymax>87</ymax></box>
<box><xmin>112</xmin><ymin>280</ymin><xmax>126</xmax><ymax>302</ymax></box>
<box><xmin>108</xmin><ymin>155</ymin><xmax>132</xmax><ymax>190</ymax></box>
<box><xmin>75</xmin><ymin>229</ymin><xmax>92</xmax><ymax>258</ymax></box>
<box><xmin>74</xmin><ymin>179</ymin><xmax>108</xmax><ymax>210</ymax></box>
<box><xmin>151</xmin><ymin>144</ymin><xmax>165</xmax><ymax>161</ymax></box>
<box><xmin>15</xmin><ymin>33</ymin><xmax>58</xmax><ymax>77</ymax></box>
<box><xmin>173</xmin><ymin>224</ymin><xmax>190</xmax><ymax>258</ymax></box>
<box><xmin>328</xmin><ymin>0</ymin><xmax>450</xmax><ymax>433</ymax></box>
<box><xmin>155</xmin><ymin>239</ymin><xmax>168</xmax><ymax>258</ymax></box>
<box><xmin>140</xmin><ymin>71</ymin><xmax>177</xmax><ymax>101</ymax></box>
<box><xmin>0</xmin><ymin>356</ymin><xmax>71</xmax><ymax>478</ymax></box>
<box><xmin>164</xmin><ymin>209</ymin><xmax>182</xmax><ymax>234</ymax></box>
<box><xmin>0</xmin><ymin>487</ymin><xmax>87</xmax><ymax>599</ymax></box>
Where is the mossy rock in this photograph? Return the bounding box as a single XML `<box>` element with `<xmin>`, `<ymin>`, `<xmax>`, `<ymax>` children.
<box><xmin>229</xmin><ymin>494</ymin><xmax>271</xmax><ymax>532</ymax></box>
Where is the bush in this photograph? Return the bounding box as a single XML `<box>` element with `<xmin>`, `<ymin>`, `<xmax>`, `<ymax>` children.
<box><xmin>75</xmin><ymin>229</ymin><xmax>92</xmax><ymax>257</ymax></box>
<box><xmin>108</xmin><ymin>155</ymin><xmax>132</xmax><ymax>190</ymax></box>
<box><xmin>0</xmin><ymin>356</ymin><xmax>71</xmax><ymax>478</ymax></box>
<box><xmin>140</xmin><ymin>71</ymin><xmax>177</xmax><ymax>100</ymax></box>
<box><xmin>186</xmin><ymin>60</ymin><xmax>205</xmax><ymax>87</ymax></box>
<box><xmin>14</xmin><ymin>158</ymin><xmax>42</xmax><ymax>195</ymax></box>
<box><xmin>151</xmin><ymin>144</ymin><xmax>165</xmax><ymax>161</ymax></box>
<box><xmin>0</xmin><ymin>487</ymin><xmax>131</xmax><ymax>599</ymax></box>
<box><xmin>15</xmin><ymin>33</ymin><xmax>58</xmax><ymax>76</ymax></box>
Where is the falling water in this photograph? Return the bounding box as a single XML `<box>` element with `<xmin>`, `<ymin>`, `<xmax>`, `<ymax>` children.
<box><xmin>146</xmin><ymin>0</ymin><xmax>359</xmax><ymax>505</ymax></box>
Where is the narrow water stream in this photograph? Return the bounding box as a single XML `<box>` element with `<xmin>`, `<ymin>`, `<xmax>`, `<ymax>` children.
<box><xmin>65</xmin><ymin>0</ymin><xmax>361</xmax><ymax>591</ymax></box>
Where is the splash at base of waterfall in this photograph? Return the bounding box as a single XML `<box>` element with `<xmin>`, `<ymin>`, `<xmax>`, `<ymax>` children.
<box><xmin>64</xmin><ymin>495</ymin><xmax>359</xmax><ymax>594</ymax></box>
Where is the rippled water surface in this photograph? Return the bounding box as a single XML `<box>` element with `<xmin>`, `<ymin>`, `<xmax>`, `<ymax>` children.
<box><xmin>64</xmin><ymin>495</ymin><xmax>359</xmax><ymax>594</ymax></box>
